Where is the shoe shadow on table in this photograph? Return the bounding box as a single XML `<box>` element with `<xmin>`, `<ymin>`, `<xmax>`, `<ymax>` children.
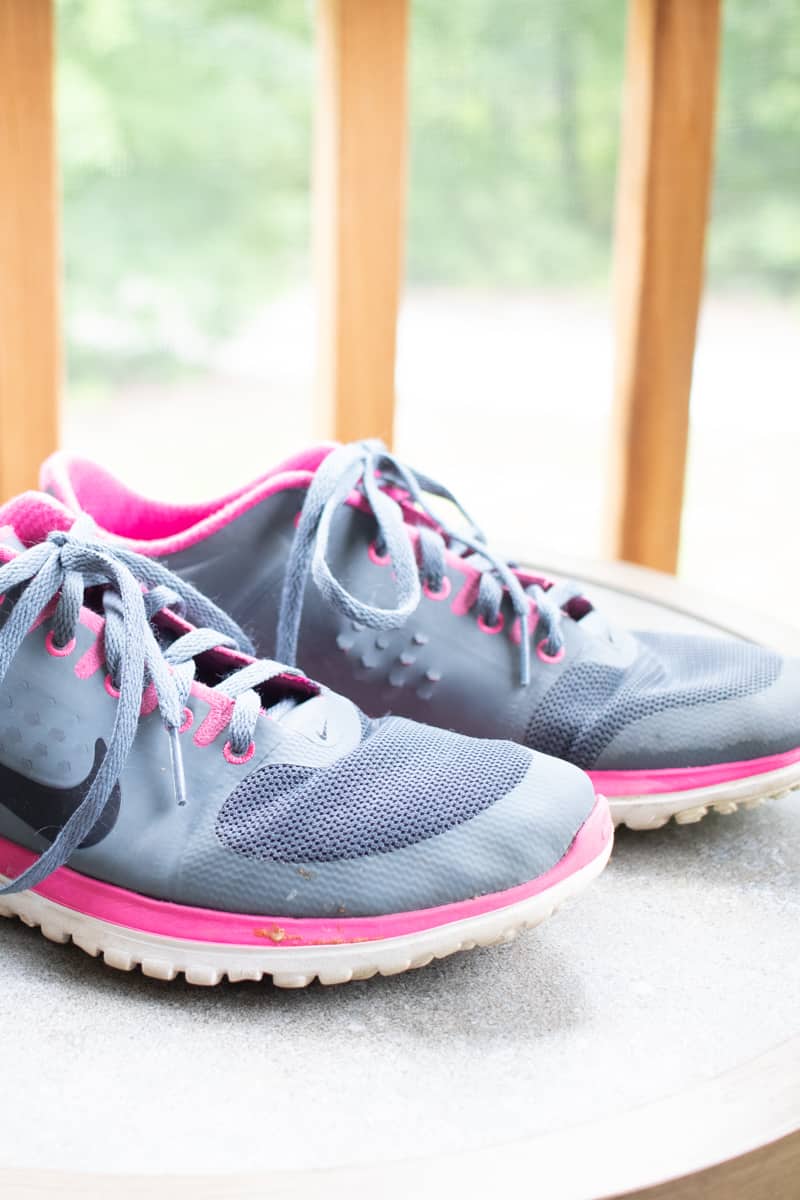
<box><xmin>2</xmin><ymin>799</ymin><xmax>797</xmax><ymax>1182</ymax></box>
<box><xmin>608</xmin><ymin>790</ymin><xmax>800</xmax><ymax>895</ymax></box>
<box><xmin>0</xmin><ymin>908</ymin><xmax>590</xmax><ymax>1041</ymax></box>
<box><xmin>2</xmin><ymin>795</ymin><xmax>796</xmax><ymax>1037</ymax></box>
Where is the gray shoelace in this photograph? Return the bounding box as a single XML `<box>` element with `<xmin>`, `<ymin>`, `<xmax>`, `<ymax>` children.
<box><xmin>0</xmin><ymin>525</ymin><xmax>305</xmax><ymax>896</ymax></box>
<box><xmin>276</xmin><ymin>439</ymin><xmax>584</xmax><ymax>686</ymax></box>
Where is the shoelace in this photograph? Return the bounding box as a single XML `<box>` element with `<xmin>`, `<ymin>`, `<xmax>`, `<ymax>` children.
<box><xmin>276</xmin><ymin>439</ymin><xmax>584</xmax><ymax>687</ymax></box>
<box><xmin>0</xmin><ymin>524</ymin><xmax>306</xmax><ymax>896</ymax></box>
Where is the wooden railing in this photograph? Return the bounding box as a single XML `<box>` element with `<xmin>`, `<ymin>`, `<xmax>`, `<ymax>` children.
<box><xmin>609</xmin><ymin>0</ymin><xmax>721</xmax><ymax>572</ymax></box>
<box><xmin>0</xmin><ymin>0</ymin><xmax>60</xmax><ymax>501</ymax></box>
<box><xmin>0</xmin><ymin>0</ymin><xmax>722</xmax><ymax>574</ymax></box>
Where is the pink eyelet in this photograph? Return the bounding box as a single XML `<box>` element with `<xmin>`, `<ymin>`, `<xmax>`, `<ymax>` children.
<box><xmin>179</xmin><ymin>707</ymin><xmax>194</xmax><ymax>734</ymax></box>
<box><xmin>368</xmin><ymin>541</ymin><xmax>391</xmax><ymax>567</ymax></box>
<box><xmin>45</xmin><ymin>630</ymin><xmax>76</xmax><ymax>658</ymax></box>
<box><xmin>536</xmin><ymin>638</ymin><xmax>566</xmax><ymax>665</ymax></box>
<box><xmin>422</xmin><ymin>576</ymin><xmax>451</xmax><ymax>601</ymax></box>
<box><xmin>104</xmin><ymin>674</ymin><xmax>121</xmax><ymax>699</ymax></box>
<box><xmin>224</xmin><ymin>739</ymin><xmax>256</xmax><ymax>765</ymax></box>
<box><xmin>477</xmin><ymin>612</ymin><xmax>505</xmax><ymax>635</ymax></box>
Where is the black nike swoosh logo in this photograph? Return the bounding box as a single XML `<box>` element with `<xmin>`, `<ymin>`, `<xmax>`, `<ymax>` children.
<box><xmin>0</xmin><ymin>739</ymin><xmax>121</xmax><ymax>849</ymax></box>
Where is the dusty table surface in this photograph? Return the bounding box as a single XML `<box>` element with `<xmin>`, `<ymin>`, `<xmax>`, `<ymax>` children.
<box><xmin>0</xmin><ymin>574</ymin><xmax>798</xmax><ymax>1193</ymax></box>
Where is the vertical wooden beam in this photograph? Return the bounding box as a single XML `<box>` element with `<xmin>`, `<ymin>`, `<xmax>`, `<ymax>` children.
<box><xmin>0</xmin><ymin>0</ymin><xmax>60</xmax><ymax>500</ymax></box>
<box><xmin>608</xmin><ymin>0</ymin><xmax>721</xmax><ymax>573</ymax></box>
<box><xmin>314</xmin><ymin>0</ymin><xmax>408</xmax><ymax>448</ymax></box>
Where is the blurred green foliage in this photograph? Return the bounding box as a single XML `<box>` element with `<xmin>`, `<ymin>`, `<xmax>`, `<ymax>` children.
<box><xmin>57</xmin><ymin>0</ymin><xmax>800</xmax><ymax>379</ymax></box>
<box><xmin>58</xmin><ymin>0</ymin><xmax>312</xmax><ymax>378</ymax></box>
<box><xmin>409</xmin><ymin>0</ymin><xmax>623</xmax><ymax>285</ymax></box>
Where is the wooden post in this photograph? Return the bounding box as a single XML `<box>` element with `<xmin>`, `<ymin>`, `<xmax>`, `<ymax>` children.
<box><xmin>0</xmin><ymin>0</ymin><xmax>60</xmax><ymax>500</ymax></box>
<box><xmin>314</xmin><ymin>0</ymin><xmax>409</xmax><ymax>448</ymax></box>
<box><xmin>608</xmin><ymin>0</ymin><xmax>722</xmax><ymax>573</ymax></box>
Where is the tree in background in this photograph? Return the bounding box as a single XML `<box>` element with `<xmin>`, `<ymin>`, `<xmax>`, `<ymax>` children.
<box><xmin>58</xmin><ymin>0</ymin><xmax>800</xmax><ymax>384</ymax></box>
<box><xmin>58</xmin><ymin>0</ymin><xmax>312</xmax><ymax>379</ymax></box>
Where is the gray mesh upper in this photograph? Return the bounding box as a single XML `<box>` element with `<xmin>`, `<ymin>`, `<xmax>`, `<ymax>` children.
<box><xmin>215</xmin><ymin>714</ymin><xmax>531</xmax><ymax>863</ymax></box>
<box><xmin>42</xmin><ymin>447</ymin><xmax>800</xmax><ymax>781</ymax></box>
<box><xmin>524</xmin><ymin>632</ymin><xmax>783</xmax><ymax>768</ymax></box>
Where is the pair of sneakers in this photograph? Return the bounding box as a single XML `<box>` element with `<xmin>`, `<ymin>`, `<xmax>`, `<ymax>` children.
<box><xmin>0</xmin><ymin>440</ymin><xmax>796</xmax><ymax>987</ymax></box>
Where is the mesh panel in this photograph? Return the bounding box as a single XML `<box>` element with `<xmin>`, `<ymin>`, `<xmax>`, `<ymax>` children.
<box><xmin>524</xmin><ymin>632</ymin><xmax>782</xmax><ymax>768</ymax></box>
<box><xmin>216</xmin><ymin>716</ymin><xmax>530</xmax><ymax>862</ymax></box>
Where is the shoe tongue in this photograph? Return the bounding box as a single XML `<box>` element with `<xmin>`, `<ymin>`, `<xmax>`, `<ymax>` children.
<box><xmin>0</xmin><ymin>491</ymin><xmax>75</xmax><ymax>549</ymax></box>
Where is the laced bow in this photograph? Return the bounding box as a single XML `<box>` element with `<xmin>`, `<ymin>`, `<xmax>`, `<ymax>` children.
<box><xmin>276</xmin><ymin>439</ymin><xmax>585</xmax><ymax>687</ymax></box>
<box><xmin>0</xmin><ymin>524</ymin><xmax>305</xmax><ymax>896</ymax></box>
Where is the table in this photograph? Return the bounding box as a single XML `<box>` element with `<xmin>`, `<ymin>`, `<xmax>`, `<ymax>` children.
<box><xmin>0</xmin><ymin>559</ymin><xmax>797</xmax><ymax>1199</ymax></box>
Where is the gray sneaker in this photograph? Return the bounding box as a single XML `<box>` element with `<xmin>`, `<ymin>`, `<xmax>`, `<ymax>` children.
<box><xmin>42</xmin><ymin>440</ymin><xmax>800</xmax><ymax>830</ymax></box>
<box><xmin>0</xmin><ymin>495</ymin><xmax>610</xmax><ymax>987</ymax></box>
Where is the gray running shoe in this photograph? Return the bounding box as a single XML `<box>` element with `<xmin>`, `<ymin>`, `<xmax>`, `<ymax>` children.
<box><xmin>0</xmin><ymin>493</ymin><xmax>610</xmax><ymax>987</ymax></box>
<box><xmin>42</xmin><ymin>440</ymin><xmax>800</xmax><ymax>829</ymax></box>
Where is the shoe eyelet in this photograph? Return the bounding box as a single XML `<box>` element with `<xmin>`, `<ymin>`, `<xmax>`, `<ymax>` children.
<box><xmin>422</xmin><ymin>576</ymin><xmax>451</xmax><ymax>601</ymax></box>
<box><xmin>224</xmin><ymin>739</ymin><xmax>255</xmax><ymax>765</ymax></box>
<box><xmin>536</xmin><ymin>638</ymin><xmax>566</xmax><ymax>665</ymax></box>
<box><xmin>477</xmin><ymin>612</ymin><xmax>505</xmax><ymax>635</ymax></box>
<box><xmin>368</xmin><ymin>541</ymin><xmax>391</xmax><ymax>567</ymax></box>
<box><xmin>179</xmin><ymin>707</ymin><xmax>194</xmax><ymax>734</ymax></box>
<box><xmin>45</xmin><ymin>630</ymin><xmax>76</xmax><ymax>658</ymax></box>
<box><xmin>104</xmin><ymin>673</ymin><xmax>121</xmax><ymax>699</ymax></box>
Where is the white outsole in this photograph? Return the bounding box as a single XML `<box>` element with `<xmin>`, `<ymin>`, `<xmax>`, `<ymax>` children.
<box><xmin>0</xmin><ymin>839</ymin><xmax>612</xmax><ymax>988</ymax></box>
<box><xmin>610</xmin><ymin>758</ymin><xmax>800</xmax><ymax>831</ymax></box>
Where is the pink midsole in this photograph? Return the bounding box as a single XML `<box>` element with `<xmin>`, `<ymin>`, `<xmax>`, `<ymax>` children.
<box><xmin>0</xmin><ymin>796</ymin><xmax>611</xmax><ymax>948</ymax></box>
<box><xmin>588</xmin><ymin>745</ymin><xmax>800</xmax><ymax>797</ymax></box>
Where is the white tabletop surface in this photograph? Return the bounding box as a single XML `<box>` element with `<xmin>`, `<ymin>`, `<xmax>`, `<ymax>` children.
<box><xmin>1</xmin><ymin>580</ymin><xmax>798</xmax><ymax>1179</ymax></box>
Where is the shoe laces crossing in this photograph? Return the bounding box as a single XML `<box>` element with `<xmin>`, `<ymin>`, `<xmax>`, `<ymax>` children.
<box><xmin>0</xmin><ymin>522</ymin><xmax>309</xmax><ymax>896</ymax></box>
<box><xmin>276</xmin><ymin>439</ymin><xmax>585</xmax><ymax>686</ymax></box>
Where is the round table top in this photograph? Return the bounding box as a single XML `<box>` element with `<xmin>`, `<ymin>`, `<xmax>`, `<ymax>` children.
<box><xmin>1</xmin><ymin>562</ymin><xmax>798</xmax><ymax>1199</ymax></box>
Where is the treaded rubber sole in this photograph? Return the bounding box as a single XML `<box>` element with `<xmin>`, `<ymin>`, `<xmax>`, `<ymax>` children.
<box><xmin>607</xmin><ymin>757</ymin><xmax>800</xmax><ymax>831</ymax></box>
<box><xmin>0</xmin><ymin>804</ymin><xmax>613</xmax><ymax>988</ymax></box>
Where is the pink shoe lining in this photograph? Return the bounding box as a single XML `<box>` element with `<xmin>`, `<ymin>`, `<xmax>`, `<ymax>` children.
<box><xmin>588</xmin><ymin>746</ymin><xmax>800</xmax><ymax>796</ymax></box>
<box><xmin>0</xmin><ymin>797</ymin><xmax>611</xmax><ymax>948</ymax></box>
<box><xmin>40</xmin><ymin>447</ymin><xmax>338</xmax><ymax>550</ymax></box>
<box><xmin>41</xmin><ymin>451</ymin><xmax>561</xmax><ymax>601</ymax></box>
<box><xmin>0</xmin><ymin>492</ymin><xmax>73</xmax><ymax>548</ymax></box>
